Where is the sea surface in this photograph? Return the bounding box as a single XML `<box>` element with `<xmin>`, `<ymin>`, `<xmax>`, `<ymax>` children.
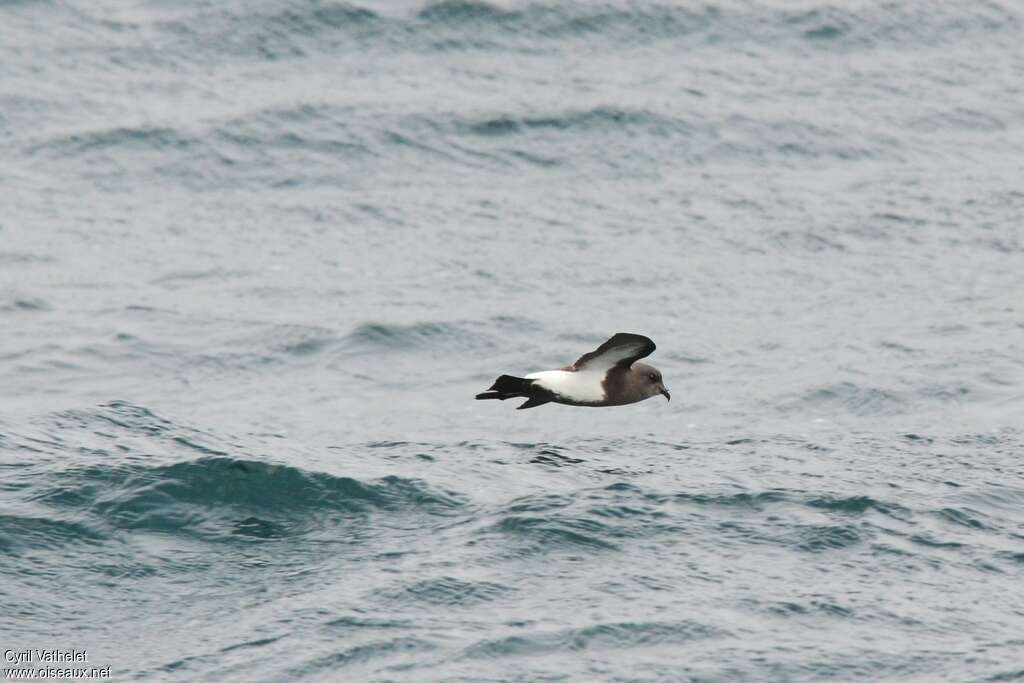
<box><xmin>2</xmin><ymin>0</ymin><xmax>1024</xmax><ymax>681</ymax></box>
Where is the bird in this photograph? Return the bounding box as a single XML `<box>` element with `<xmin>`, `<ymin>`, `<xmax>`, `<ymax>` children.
<box><xmin>475</xmin><ymin>332</ymin><xmax>670</xmax><ymax>410</ymax></box>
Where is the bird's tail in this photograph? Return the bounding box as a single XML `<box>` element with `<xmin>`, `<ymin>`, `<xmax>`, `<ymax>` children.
<box><xmin>475</xmin><ymin>374</ymin><xmax>533</xmax><ymax>400</ymax></box>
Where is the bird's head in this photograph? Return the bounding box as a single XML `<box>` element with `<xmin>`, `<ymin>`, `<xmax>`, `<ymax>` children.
<box><xmin>632</xmin><ymin>362</ymin><xmax>670</xmax><ymax>402</ymax></box>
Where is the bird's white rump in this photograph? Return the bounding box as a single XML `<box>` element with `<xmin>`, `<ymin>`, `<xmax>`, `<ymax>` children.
<box><xmin>525</xmin><ymin>370</ymin><xmax>606</xmax><ymax>403</ymax></box>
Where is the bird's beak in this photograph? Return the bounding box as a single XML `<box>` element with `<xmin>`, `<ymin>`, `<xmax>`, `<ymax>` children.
<box><xmin>660</xmin><ymin>386</ymin><xmax>671</xmax><ymax>402</ymax></box>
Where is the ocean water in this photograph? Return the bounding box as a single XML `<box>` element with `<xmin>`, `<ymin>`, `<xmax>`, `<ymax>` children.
<box><xmin>2</xmin><ymin>0</ymin><xmax>1024</xmax><ymax>680</ymax></box>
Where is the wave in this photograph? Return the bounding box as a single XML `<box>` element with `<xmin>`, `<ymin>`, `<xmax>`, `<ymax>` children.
<box><xmin>421</xmin><ymin>0</ymin><xmax>1019</xmax><ymax>51</ymax></box>
<box><xmin>15</xmin><ymin>456</ymin><xmax>464</xmax><ymax>545</ymax></box>
<box><xmin>776</xmin><ymin>382</ymin><xmax>908</xmax><ymax>417</ymax></box>
<box><xmin>141</xmin><ymin>0</ymin><xmax>1024</xmax><ymax>62</ymax></box>
<box><xmin>0</xmin><ymin>513</ymin><xmax>105</xmax><ymax>552</ymax></box>
<box><xmin>19</xmin><ymin>0</ymin><xmax>1012</xmax><ymax>80</ymax></box>
<box><xmin>378</xmin><ymin>576</ymin><xmax>514</xmax><ymax>607</ymax></box>
<box><xmin>773</xmin><ymin>378</ymin><xmax>1003</xmax><ymax>417</ymax></box>
<box><xmin>292</xmin><ymin>637</ymin><xmax>436</xmax><ymax>676</ymax></box>
<box><xmin>473</xmin><ymin>482</ymin><xmax>925</xmax><ymax>561</ymax></box>
<box><xmin>5</xmin><ymin>311</ymin><xmax>513</xmax><ymax>390</ymax></box>
<box><xmin>457</xmin><ymin>106</ymin><xmax>687</xmax><ymax>137</ymax></box>
<box><xmin>486</xmin><ymin>514</ymin><xmax>621</xmax><ymax>552</ymax></box>
<box><xmin>20</xmin><ymin>98</ymin><xmax>900</xmax><ymax>191</ymax></box>
<box><xmin>0</xmin><ymin>251</ymin><xmax>58</xmax><ymax>266</ymax></box>
<box><xmin>0</xmin><ymin>296</ymin><xmax>51</xmax><ymax>312</ymax></box>
<box><xmin>340</xmin><ymin>320</ymin><xmax>498</xmax><ymax>354</ymax></box>
<box><xmin>2</xmin><ymin>401</ymin><xmax>467</xmax><ymax>549</ymax></box>
<box><xmin>0</xmin><ymin>402</ymin><xmax>469</xmax><ymax>552</ymax></box>
<box><xmin>30</xmin><ymin>125</ymin><xmax>195</xmax><ymax>156</ymax></box>
<box><xmin>461</xmin><ymin>619</ymin><xmax>716</xmax><ymax>658</ymax></box>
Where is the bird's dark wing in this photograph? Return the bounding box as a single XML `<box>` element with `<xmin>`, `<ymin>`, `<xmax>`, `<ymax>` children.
<box><xmin>570</xmin><ymin>333</ymin><xmax>656</xmax><ymax>371</ymax></box>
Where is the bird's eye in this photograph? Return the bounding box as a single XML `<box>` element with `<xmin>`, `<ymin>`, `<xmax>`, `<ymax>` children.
<box><xmin>649</xmin><ymin>373</ymin><xmax>657</xmax><ymax>381</ymax></box>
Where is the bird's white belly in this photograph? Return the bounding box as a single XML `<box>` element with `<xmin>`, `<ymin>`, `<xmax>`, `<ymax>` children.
<box><xmin>525</xmin><ymin>370</ymin><xmax>606</xmax><ymax>403</ymax></box>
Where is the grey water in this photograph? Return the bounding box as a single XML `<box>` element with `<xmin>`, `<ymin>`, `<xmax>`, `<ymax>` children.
<box><xmin>2</xmin><ymin>0</ymin><xmax>1024</xmax><ymax>680</ymax></box>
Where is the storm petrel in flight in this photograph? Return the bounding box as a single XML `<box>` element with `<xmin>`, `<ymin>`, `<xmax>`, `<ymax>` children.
<box><xmin>475</xmin><ymin>333</ymin><xmax>670</xmax><ymax>410</ymax></box>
